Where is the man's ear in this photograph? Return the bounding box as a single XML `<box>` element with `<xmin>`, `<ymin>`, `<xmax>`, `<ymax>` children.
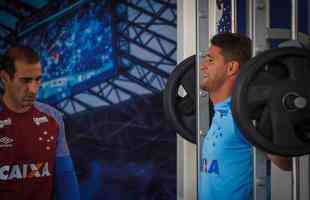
<box><xmin>0</xmin><ymin>70</ymin><xmax>10</xmax><ymax>83</ymax></box>
<box><xmin>227</xmin><ymin>61</ymin><xmax>240</xmax><ymax>76</ymax></box>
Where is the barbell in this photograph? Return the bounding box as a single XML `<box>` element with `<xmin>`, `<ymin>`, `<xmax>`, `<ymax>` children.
<box><xmin>163</xmin><ymin>46</ymin><xmax>310</xmax><ymax>156</ymax></box>
<box><xmin>163</xmin><ymin>55</ymin><xmax>214</xmax><ymax>144</ymax></box>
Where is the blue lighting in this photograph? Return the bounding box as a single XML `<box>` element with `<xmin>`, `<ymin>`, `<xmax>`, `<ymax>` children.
<box><xmin>22</xmin><ymin>4</ymin><xmax>115</xmax><ymax>103</ymax></box>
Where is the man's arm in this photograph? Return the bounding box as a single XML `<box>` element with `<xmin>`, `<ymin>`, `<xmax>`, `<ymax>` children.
<box><xmin>55</xmin><ymin>156</ymin><xmax>80</xmax><ymax>200</ymax></box>
<box><xmin>267</xmin><ymin>154</ymin><xmax>292</xmax><ymax>171</ymax></box>
<box><xmin>54</xmin><ymin>111</ymin><xmax>80</xmax><ymax>200</ymax></box>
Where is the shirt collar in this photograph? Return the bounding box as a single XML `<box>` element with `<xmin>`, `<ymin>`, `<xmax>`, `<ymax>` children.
<box><xmin>213</xmin><ymin>97</ymin><xmax>232</xmax><ymax>111</ymax></box>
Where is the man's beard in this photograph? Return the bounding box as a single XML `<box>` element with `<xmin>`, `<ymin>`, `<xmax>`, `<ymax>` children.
<box><xmin>22</xmin><ymin>94</ymin><xmax>36</xmax><ymax>104</ymax></box>
<box><xmin>200</xmin><ymin>78</ymin><xmax>212</xmax><ymax>92</ymax></box>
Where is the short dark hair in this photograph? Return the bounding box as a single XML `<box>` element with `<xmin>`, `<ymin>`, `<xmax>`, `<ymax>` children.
<box><xmin>0</xmin><ymin>45</ymin><xmax>40</xmax><ymax>77</ymax></box>
<box><xmin>211</xmin><ymin>32</ymin><xmax>252</xmax><ymax>65</ymax></box>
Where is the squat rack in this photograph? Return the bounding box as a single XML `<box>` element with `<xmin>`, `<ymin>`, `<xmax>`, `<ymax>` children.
<box><xmin>177</xmin><ymin>0</ymin><xmax>310</xmax><ymax>200</ymax></box>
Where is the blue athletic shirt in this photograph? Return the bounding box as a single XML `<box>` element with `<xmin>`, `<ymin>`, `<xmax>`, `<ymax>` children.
<box><xmin>200</xmin><ymin>97</ymin><xmax>253</xmax><ymax>200</ymax></box>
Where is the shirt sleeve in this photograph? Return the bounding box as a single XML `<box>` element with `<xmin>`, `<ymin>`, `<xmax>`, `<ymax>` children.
<box><xmin>51</xmin><ymin>105</ymin><xmax>79</xmax><ymax>199</ymax></box>
<box><xmin>55</xmin><ymin>156</ymin><xmax>80</xmax><ymax>200</ymax></box>
<box><xmin>55</xmin><ymin>114</ymin><xmax>70</xmax><ymax>157</ymax></box>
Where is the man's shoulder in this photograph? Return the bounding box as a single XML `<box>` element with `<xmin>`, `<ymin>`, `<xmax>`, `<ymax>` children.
<box><xmin>33</xmin><ymin>101</ymin><xmax>63</xmax><ymax>120</ymax></box>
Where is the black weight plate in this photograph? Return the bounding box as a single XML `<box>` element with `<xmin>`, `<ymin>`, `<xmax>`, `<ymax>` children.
<box><xmin>163</xmin><ymin>55</ymin><xmax>197</xmax><ymax>143</ymax></box>
<box><xmin>232</xmin><ymin>47</ymin><xmax>310</xmax><ymax>156</ymax></box>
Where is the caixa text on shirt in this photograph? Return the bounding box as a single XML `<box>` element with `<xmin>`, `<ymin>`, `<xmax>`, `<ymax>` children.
<box><xmin>201</xmin><ymin>159</ymin><xmax>219</xmax><ymax>175</ymax></box>
<box><xmin>0</xmin><ymin>162</ymin><xmax>51</xmax><ymax>180</ymax></box>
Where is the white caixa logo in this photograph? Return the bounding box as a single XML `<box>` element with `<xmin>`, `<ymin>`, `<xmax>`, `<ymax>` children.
<box><xmin>0</xmin><ymin>118</ymin><xmax>12</xmax><ymax>128</ymax></box>
<box><xmin>0</xmin><ymin>136</ymin><xmax>14</xmax><ymax>148</ymax></box>
<box><xmin>33</xmin><ymin>116</ymin><xmax>49</xmax><ymax>126</ymax></box>
<box><xmin>0</xmin><ymin>162</ymin><xmax>51</xmax><ymax>180</ymax></box>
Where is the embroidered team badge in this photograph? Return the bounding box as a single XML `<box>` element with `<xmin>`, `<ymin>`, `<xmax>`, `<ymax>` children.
<box><xmin>33</xmin><ymin>116</ymin><xmax>49</xmax><ymax>126</ymax></box>
<box><xmin>0</xmin><ymin>118</ymin><xmax>12</xmax><ymax>128</ymax></box>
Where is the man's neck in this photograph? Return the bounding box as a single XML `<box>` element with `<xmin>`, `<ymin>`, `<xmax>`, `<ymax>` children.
<box><xmin>210</xmin><ymin>93</ymin><xmax>231</xmax><ymax>104</ymax></box>
<box><xmin>210</xmin><ymin>82</ymin><xmax>234</xmax><ymax>104</ymax></box>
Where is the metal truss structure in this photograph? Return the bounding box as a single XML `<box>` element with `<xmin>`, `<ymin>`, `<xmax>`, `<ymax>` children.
<box><xmin>0</xmin><ymin>0</ymin><xmax>177</xmax><ymax>116</ymax></box>
<box><xmin>55</xmin><ymin>0</ymin><xmax>177</xmax><ymax>115</ymax></box>
<box><xmin>56</xmin><ymin>0</ymin><xmax>177</xmax><ymax>115</ymax></box>
<box><xmin>1</xmin><ymin>2</ymin><xmax>177</xmax><ymax>199</ymax></box>
<box><xmin>0</xmin><ymin>0</ymin><xmax>52</xmax><ymax>52</ymax></box>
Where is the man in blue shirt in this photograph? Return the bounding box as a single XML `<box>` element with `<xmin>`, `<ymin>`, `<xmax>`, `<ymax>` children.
<box><xmin>199</xmin><ymin>32</ymin><xmax>291</xmax><ymax>200</ymax></box>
